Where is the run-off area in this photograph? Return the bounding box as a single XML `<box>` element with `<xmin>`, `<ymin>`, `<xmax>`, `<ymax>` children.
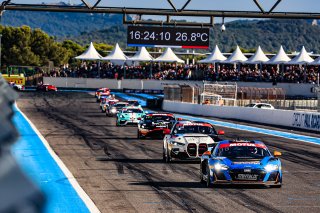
<box><xmin>16</xmin><ymin>92</ymin><xmax>320</xmax><ymax>213</ymax></box>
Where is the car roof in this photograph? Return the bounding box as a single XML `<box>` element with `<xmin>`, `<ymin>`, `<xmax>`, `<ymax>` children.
<box><xmin>176</xmin><ymin>120</ymin><xmax>212</xmax><ymax>127</ymax></box>
<box><xmin>218</xmin><ymin>140</ymin><xmax>267</xmax><ymax>148</ymax></box>
<box><xmin>146</xmin><ymin>113</ymin><xmax>174</xmax><ymax>117</ymax></box>
<box><xmin>123</xmin><ymin>106</ymin><xmax>143</xmax><ymax>109</ymax></box>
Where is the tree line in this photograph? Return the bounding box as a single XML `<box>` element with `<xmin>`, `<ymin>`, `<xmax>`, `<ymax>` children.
<box><xmin>0</xmin><ymin>25</ymin><xmax>114</xmax><ymax>68</ymax></box>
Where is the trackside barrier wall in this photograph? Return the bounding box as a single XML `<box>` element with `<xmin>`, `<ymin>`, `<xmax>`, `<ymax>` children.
<box><xmin>43</xmin><ymin>77</ymin><xmax>317</xmax><ymax>97</ymax></box>
<box><xmin>162</xmin><ymin>100</ymin><xmax>320</xmax><ymax>132</ymax></box>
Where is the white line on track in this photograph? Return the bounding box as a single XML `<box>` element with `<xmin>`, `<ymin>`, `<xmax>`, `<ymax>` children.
<box><xmin>15</xmin><ymin>104</ymin><xmax>101</xmax><ymax>213</ymax></box>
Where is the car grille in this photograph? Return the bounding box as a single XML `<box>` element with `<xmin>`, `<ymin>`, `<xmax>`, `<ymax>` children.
<box><xmin>187</xmin><ymin>143</ymin><xmax>197</xmax><ymax>157</ymax></box>
<box><xmin>186</xmin><ymin>143</ymin><xmax>207</xmax><ymax>157</ymax></box>
<box><xmin>229</xmin><ymin>169</ymin><xmax>266</xmax><ymax>181</ymax></box>
<box><xmin>198</xmin><ymin>143</ymin><xmax>207</xmax><ymax>156</ymax></box>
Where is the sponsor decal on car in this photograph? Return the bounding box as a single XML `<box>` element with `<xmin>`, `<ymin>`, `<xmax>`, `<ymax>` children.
<box><xmin>220</xmin><ymin>143</ymin><xmax>266</xmax><ymax>149</ymax></box>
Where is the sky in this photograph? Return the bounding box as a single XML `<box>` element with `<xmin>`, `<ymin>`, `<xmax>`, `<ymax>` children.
<box><xmin>10</xmin><ymin>0</ymin><xmax>320</xmax><ymax>12</ymax></box>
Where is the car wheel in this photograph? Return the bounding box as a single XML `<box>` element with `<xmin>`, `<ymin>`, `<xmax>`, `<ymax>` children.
<box><xmin>165</xmin><ymin>145</ymin><xmax>172</xmax><ymax>163</ymax></box>
<box><xmin>162</xmin><ymin>147</ymin><xmax>166</xmax><ymax>162</ymax></box>
<box><xmin>206</xmin><ymin>165</ymin><xmax>213</xmax><ymax>188</ymax></box>
<box><xmin>200</xmin><ymin>163</ymin><xmax>205</xmax><ymax>184</ymax></box>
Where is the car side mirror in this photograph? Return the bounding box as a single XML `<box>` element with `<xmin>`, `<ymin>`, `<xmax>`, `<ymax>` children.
<box><xmin>274</xmin><ymin>151</ymin><xmax>282</xmax><ymax>157</ymax></box>
<box><xmin>163</xmin><ymin>129</ymin><xmax>171</xmax><ymax>135</ymax></box>
<box><xmin>217</xmin><ymin>130</ymin><xmax>225</xmax><ymax>135</ymax></box>
<box><xmin>203</xmin><ymin>151</ymin><xmax>211</xmax><ymax>156</ymax></box>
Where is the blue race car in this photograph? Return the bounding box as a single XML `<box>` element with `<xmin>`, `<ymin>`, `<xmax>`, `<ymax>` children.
<box><xmin>200</xmin><ymin>140</ymin><xmax>282</xmax><ymax>188</ymax></box>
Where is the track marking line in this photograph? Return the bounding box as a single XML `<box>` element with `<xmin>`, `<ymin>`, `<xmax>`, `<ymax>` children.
<box><xmin>15</xmin><ymin>104</ymin><xmax>101</xmax><ymax>213</ymax></box>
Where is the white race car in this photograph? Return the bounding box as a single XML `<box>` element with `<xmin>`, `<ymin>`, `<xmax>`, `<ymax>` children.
<box><xmin>100</xmin><ymin>98</ymin><xmax>119</xmax><ymax>112</ymax></box>
<box><xmin>8</xmin><ymin>82</ymin><xmax>25</xmax><ymax>91</ymax></box>
<box><xmin>163</xmin><ymin>120</ymin><xmax>224</xmax><ymax>163</ymax></box>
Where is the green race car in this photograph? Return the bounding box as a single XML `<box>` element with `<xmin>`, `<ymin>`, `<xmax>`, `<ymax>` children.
<box><xmin>116</xmin><ymin>107</ymin><xmax>145</xmax><ymax>126</ymax></box>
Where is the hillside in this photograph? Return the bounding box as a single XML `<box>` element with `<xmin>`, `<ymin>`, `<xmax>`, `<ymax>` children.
<box><xmin>2</xmin><ymin>10</ymin><xmax>320</xmax><ymax>53</ymax></box>
<box><xmin>1</xmin><ymin>10</ymin><xmax>123</xmax><ymax>38</ymax></box>
<box><xmin>74</xmin><ymin>19</ymin><xmax>320</xmax><ymax>53</ymax></box>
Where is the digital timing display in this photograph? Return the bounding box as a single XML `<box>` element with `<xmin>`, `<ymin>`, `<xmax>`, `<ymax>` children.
<box><xmin>127</xmin><ymin>26</ymin><xmax>210</xmax><ymax>49</ymax></box>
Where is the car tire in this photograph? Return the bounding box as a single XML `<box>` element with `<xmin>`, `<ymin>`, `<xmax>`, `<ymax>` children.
<box><xmin>165</xmin><ymin>145</ymin><xmax>172</xmax><ymax>163</ymax></box>
<box><xmin>200</xmin><ymin>163</ymin><xmax>205</xmax><ymax>184</ymax></box>
<box><xmin>137</xmin><ymin>131</ymin><xmax>141</xmax><ymax>139</ymax></box>
<box><xmin>206</xmin><ymin>165</ymin><xmax>213</xmax><ymax>188</ymax></box>
<box><xmin>162</xmin><ymin>147</ymin><xmax>166</xmax><ymax>162</ymax></box>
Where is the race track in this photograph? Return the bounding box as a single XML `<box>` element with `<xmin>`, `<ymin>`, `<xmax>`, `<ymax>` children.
<box><xmin>17</xmin><ymin>92</ymin><xmax>320</xmax><ymax>213</ymax></box>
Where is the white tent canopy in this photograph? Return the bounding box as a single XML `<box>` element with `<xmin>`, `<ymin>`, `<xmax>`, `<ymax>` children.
<box><xmin>224</xmin><ymin>46</ymin><xmax>248</xmax><ymax>63</ymax></box>
<box><xmin>246</xmin><ymin>46</ymin><xmax>269</xmax><ymax>64</ymax></box>
<box><xmin>267</xmin><ymin>45</ymin><xmax>291</xmax><ymax>64</ymax></box>
<box><xmin>287</xmin><ymin>46</ymin><xmax>314</xmax><ymax>64</ymax></box>
<box><xmin>128</xmin><ymin>47</ymin><xmax>154</xmax><ymax>62</ymax></box>
<box><xmin>309</xmin><ymin>56</ymin><xmax>320</xmax><ymax>65</ymax></box>
<box><xmin>198</xmin><ymin>45</ymin><xmax>227</xmax><ymax>63</ymax></box>
<box><xmin>154</xmin><ymin>48</ymin><xmax>184</xmax><ymax>63</ymax></box>
<box><xmin>101</xmin><ymin>43</ymin><xmax>127</xmax><ymax>61</ymax></box>
<box><xmin>75</xmin><ymin>42</ymin><xmax>102</xmax><ymax>60</ymax></box>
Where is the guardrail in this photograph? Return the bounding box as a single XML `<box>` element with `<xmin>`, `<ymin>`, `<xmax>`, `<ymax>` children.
<box><xmin>162</xmin><ymin>100</ymin><xmax>320</xmax><ymax>132</ymax></box>
<box><xmin>0</xmin><ymin>74</ymin><xmax>44</xmax><ymax>212</ymax></box>
<box><xmin>43</xmin><ymin>77</ymin><xmax>318</xmax><ymax>97</ymax></box>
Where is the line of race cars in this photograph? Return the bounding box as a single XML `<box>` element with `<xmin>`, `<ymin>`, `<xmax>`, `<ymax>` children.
<box><xmin>95</xmin><ymin>88</ymin><xmax>283</xmax><ymax>188</ymax></box>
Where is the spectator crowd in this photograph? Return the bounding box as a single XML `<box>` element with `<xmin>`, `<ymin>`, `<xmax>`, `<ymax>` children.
<box><xmin>43</xmin><ymin>62</ymin><xmax>319</xmax><ymax>84</ymax></box>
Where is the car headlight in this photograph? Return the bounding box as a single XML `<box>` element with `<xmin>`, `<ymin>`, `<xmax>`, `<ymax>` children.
<box><xmin>171</xmin><ymin>141</ymin><xmax>185</xmax><ymax>146</ymax></box>
<box><xmin>120</xmin><ymin>115</ymin><xmax>125</xmax><ymax>118</ymax></box>
<box><xmin>111</xmin><ymin>108</ymin><xmax>117</xmax><ymax>113</ymax></box>
<box><xmin>210</xmin><ymin>163</ymin><xmax>229</xmax><ymax>171</ymax></box>
<box><xmin>264</xmin><ymin>164</ymin><xmax>279</xmax><ymax>172</ymax></box>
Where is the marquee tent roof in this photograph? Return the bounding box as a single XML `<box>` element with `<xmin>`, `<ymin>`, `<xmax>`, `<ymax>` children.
<box><xmin>266</xmin><ymin>46</ymin><xmax>291</xmax><ymax>64</ymax></box>
<box><xmin>198</xmin><ymin>45</ymin><xmax>227</xmax><ymax>63</ymax></box>
<box><xmin>154</xmin><ymin>48</ymin><xmax>184</xmax><ymax>63</ymax></box>
<box><xmin>224</xmin><ymin>46</ymin><xmax>248</xmax><ymax>63</ymax></box>
<box><xmin>309</xmin><ymin>56</ymin><xmax>320</xmax><ymax>65</ymax></box>
<box><xmin>128</xmin><ymin>47</ymin><xmax>154</xmax><ymax>61</ymax></box>
<box><xmin>287</xmin><ymin>46</ymin><xmax>314</xmax><ymax>64</ymax></box>
<box><xmin>246</xmin><ymin>46</ymin><xmax>269</xmax><ymax>64</ymax></box>
<box><xmin>101</xmin><ymin>43</ymin><xmax>127</xmax><ymax>61</ymax></box>
<box><xmin>75</xmin><ymin>42</ymin><xmax>102</xmax><ymax>60</ymax></box>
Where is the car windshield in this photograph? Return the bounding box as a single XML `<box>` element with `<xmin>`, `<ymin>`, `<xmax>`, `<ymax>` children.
<box><xmin>145</xmin><ymin>115</ymin><xmax>174</xmax><ymax>122</ymax></box>
<box><xmin>245</xmin><ymin>104</ymin><xmax>256</xmax><ymax>107</ymax></box>
<box><xmin>123</xmin><ymin>108</ymin><xmax>143</xmax><ymax>113</ymax></box>
<box><xmin>115</xmin><ymin>104</ymin><xmax>127</xmax><ymax>108</ymax></box>
<box><xmin>174</xmin><ymin>125</ymin><xmax>214</xmax><ymax>134</ymax></box>
<box><xmin>217</xmin><ymin>145</ymin><xmax>270</xmax><ymax>159</ymax></box>
<box><xmin>128</xmin><ymin>101</ymin><xmax>140</xmax><ymax>106</ymax></box>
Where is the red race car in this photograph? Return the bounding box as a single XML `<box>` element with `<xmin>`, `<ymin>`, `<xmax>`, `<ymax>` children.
<box><xmin>95</xmin><ymin>88</ymin><xmax>110</xmax><ymax>98</ymax></box>
<box><xmin>137</xmin><ymin>113</ymin><xmax>176</xmax><ymax>139</ymax></box>
<box><xmin>36</xmin><ymin>84</ymin><xmax>58</xmax><ymax>92</ymax></box>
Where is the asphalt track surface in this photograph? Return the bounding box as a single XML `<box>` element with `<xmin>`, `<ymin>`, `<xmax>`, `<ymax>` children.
<box><xmin>17</xmin><ymin>92</ymin><xmax>320</xmax><ymax>213</ymax></box>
